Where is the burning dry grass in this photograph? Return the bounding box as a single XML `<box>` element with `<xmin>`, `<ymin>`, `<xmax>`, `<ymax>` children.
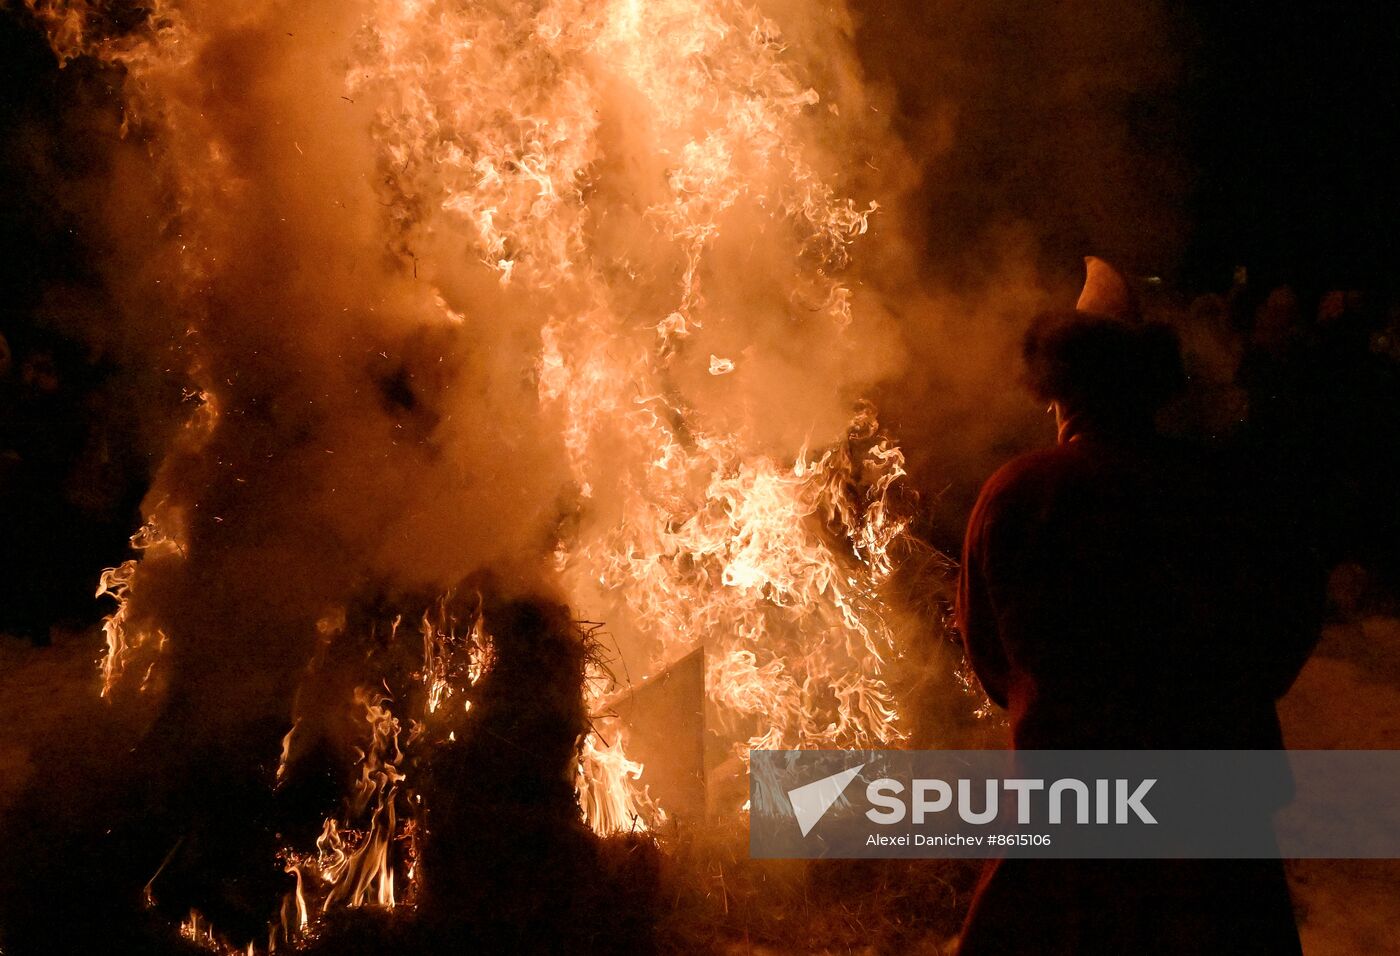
<box><xmin>0</xmin><ymin>621</ymin><xmax>978</xmax><ymax>955</ymax></box>
<box><xmin>9</xmin><ymin>618</ymin><xmax>1400</xmax><ymax>954</ymax></box>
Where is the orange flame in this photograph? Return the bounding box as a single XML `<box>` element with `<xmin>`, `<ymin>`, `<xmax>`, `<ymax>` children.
<box><xmin>34</xmin><ymin>0</ymin><xmax>918</xmax><ymax>946</ymax></box>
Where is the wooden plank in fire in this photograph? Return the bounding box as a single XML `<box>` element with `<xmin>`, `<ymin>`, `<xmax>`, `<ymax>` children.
<box><xmin>604</xmin><ymin>645</ymin><xmax>706</xmax><ymax>825</ymax></box>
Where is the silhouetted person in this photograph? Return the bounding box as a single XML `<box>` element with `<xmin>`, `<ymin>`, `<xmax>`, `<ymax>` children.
<box><xmin>956</xmin><ymin>259</ymin><xmax>1322</xmax><ymax>955</ymax></box>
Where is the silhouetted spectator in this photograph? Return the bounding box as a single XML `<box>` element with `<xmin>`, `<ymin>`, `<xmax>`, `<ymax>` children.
<box><xmin>956</xmin><ymin>258</ymin><xmax>1321</xmax><ymax>954</ymax></box>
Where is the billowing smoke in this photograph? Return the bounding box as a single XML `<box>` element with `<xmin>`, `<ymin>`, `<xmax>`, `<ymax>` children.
<box><xmin>850</xmin><ymin>0</ymin><xmax>1187</xmax><ymax>536</ymax></box>
<box><xmin>11</xmin><ymin>0</ymin><xmax>1191</xmax><ymax>946</ymax></box>
<box><xmin>30</xmin><ymin>0</ymin><xmax>571</xmax><ymax>718</ymax></box>
<box><xmin>22</xmin><ymin>0</ymin><xmax>910</xmax><ymax>894</ymax></box>
<box><xmin>18</xmin><ymin>0</ymin><xmax>1195</xmax><ymax>771</ymax></box>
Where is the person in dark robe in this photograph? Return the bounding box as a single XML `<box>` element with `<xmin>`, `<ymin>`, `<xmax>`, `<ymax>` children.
<box><xmin>955</xmin><ymin>258</ymin><xmax>1323</xmax><ymax>955</ymax></box>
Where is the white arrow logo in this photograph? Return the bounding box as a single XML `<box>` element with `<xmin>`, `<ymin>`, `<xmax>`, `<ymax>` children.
<box><xmin>787</xmin><ymin>764</ymin><xmax>865</xmax><ymax>837</ymax></box>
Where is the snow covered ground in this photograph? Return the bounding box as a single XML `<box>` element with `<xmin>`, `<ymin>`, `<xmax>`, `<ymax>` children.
<box><xmin>1282</xmin><ymin>614</ymin><xmax>1400</xmax><ymax>954</ymax></box>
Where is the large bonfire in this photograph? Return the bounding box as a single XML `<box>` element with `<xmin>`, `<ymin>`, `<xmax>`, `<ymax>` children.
<box><xmin>23</xmin><ymin>0</ymin><xmax>953</xmax><ymax>950</ymax></box>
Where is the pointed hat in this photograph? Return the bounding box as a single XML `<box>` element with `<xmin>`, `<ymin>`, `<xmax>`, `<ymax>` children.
<box><xmin>1075</xmin><ymin>256</ymin><xmax>1137</xmax><ymax>320</ymax></box>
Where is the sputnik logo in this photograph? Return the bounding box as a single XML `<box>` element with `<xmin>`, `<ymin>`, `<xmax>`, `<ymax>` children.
<box><xmin>787</xmin><ymin>763</ymin><xmax>865</xmax><ymax>836</ymax></box>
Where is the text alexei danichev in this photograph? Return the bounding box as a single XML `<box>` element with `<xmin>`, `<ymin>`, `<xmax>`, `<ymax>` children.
<box><xmin>866</xmin><ymin>832</ymin><xmax>1054</xmax><ymax>847</ymax></box>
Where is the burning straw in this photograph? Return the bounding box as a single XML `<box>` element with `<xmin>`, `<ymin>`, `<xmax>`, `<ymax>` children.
<box><xmin>12</xmin><ymin>0</ymin><xmax>980</xmax><ymax>951</ymax></box>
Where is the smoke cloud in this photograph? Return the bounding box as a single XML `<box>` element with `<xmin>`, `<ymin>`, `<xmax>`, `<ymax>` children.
<box><xmin>15</xmin><ymin>0</ymin><xmax>1192</xmax><ymax>873</ymax></box>
<box><xmin>848</xmin><ymin>0</ymin><xmax>1188</xmax><ymax>538</ymax></box>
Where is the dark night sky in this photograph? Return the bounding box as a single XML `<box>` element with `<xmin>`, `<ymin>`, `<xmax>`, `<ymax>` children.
<box><xmin>1181</xmin><ymin>1</ymin><xmax>1400</xmax><ymax>294</ymax></box>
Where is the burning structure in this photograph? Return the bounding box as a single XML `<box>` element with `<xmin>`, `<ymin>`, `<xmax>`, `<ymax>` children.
<box><xmin>5</xmin><ymin>0</ymin><xmax>980</xmax><ymax>951</ymax></box>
